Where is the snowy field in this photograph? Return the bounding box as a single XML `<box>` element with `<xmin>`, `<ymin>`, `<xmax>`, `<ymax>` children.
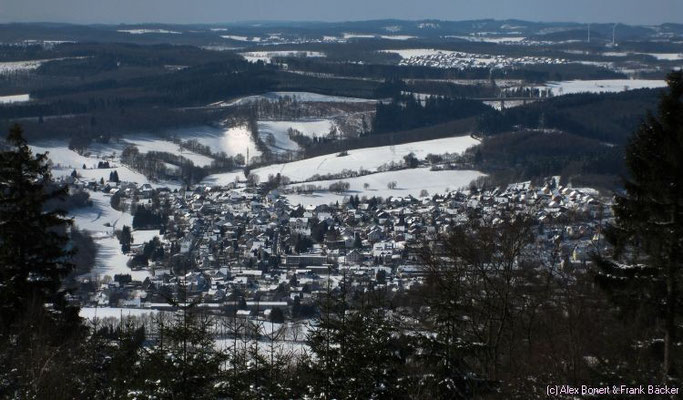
<box><xmin>80</xmin><ymin>307</ymin><xmax>158</xmax><ymax>320</ymax></box>
<box><xmin>31</xmin><ymin>141</ymin><xmax>96</xmax><ymax>168</ymax></box>
<box><xmin>643</xmin><ymin>53</ymin><xmax>683</xmax><ymax>61</ymax></box>
<box><xmin>215</xmin><ymin>91</ymin><xmax>376</xmax><ymax>107</ymax></box>
<box><xmin>31</xmin><ymin>129</ymin><xmax>256</xmax><ymax>185</ymax></box>
<box><xmin>240</xmin><ymin>50</ymin><xmax>325</xmax><ymax>63</ymax></box>
<box><xmin>447</xmin><ymin>35</ymin><xmax>526</xmax><ymax>44</ymax></box>
<box><xmin>261</xmin><ymin>119</ymin><xmax>335</xmax><ymax>139</ymax></box>
<box><xmin>72</xmin><ymin>135</ymin><xmax>214</xmax><ymax>168</ymax></box>
<box><xmin>258</xmin><ymin>119</ymin><xmax>335</xmax><ymax>153</ymax></box>
<box><xmin>543</xmin><ymin>79</ymin><xmax>667</xmax><ymax>95</ymax></box>
<box><xmin>285</xmin><ymin>168</ymin><xmax>485</xmax><ymax>207</ymax></box>
<box><xmin>221</xmin><ymin>35</ymin><xmax>261</xmax><ymax>42</ymax></box>
<box><xmin>79</xmin><ymin>133</ymin><xmax>220</xmax><ymax>168</ymax></box>
<box><xmin>117</xmin><ymin>29</ymin><xmax>181</xmax><ymax>35</ymax></box>
<box><xmin>379</xmin><ymin>35</ymin><xmax>417</xmax><ymax>40</ymax></box>
<box><xmin>132</xmin><ymin>229</ymin><xmax>163</xmax><ymax>245</ymax></box>
<box><xmin>124</xmin><ymin>136</ymin><xmax>215</xmax><ymax>167</ymax></box>
<box><xmin>0</xmin><ymin>60</ymin><xmax>44</xmax><ymax>74</ymax></box>
<box><xmin>342</xmin><ymin>33</ymin><xmax>376</xmax><ymax>39</ymax></box>
<box><xmin>217</xmin><ymin>125</ymin><xmax>261</xmax><ymax>159</ymax></box>
<box><xmin>71</xmin><ymin>190</ymin><xmax>132</xmax><ymax>234</ymax></box>
<box><xmin>0</xmin><ymin>94</ymin><xmax>30</xmax><ymax>104</ymax></box>
<box><xmin>163</xmin><ymin>125</ymin><xmax>260</xmax><ymax>159</ymax></box>
<box><xmin>71</xmin><ymin>191</ymin><xmax>153</xmax><ymax>281</ymax></box>
<box><xmin>380</xmin><ymin>48</ymin><xmax>456</xmax><ymax>58</ymax></box>
<box><xmin>30</xmin><ymin>140</ymin><xmax>160</xmax><ymax>186</ymax></box>
<box><xmin>203</xmin><ymin>135</ymin><xmax>479</xmax><ymax>185</ymax></box>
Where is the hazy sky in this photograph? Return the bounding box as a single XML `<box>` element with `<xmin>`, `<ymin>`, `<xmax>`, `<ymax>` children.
<box><xmin>0</xmin><ymin>0</ymin><xmax>681</xmax><ymax>25</ymax></box>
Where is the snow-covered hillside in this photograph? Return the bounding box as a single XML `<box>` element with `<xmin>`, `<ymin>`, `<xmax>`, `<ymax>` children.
<box><xmin>214</xmin><ymin>91</ymin><xmax>377</xmax><ymax>108</ymax></box>
<box><xmin>204</xmin><ymin>135</ymin><xmax>480</xmax><ymax>184</ymax></box>
<box><xmin>258</xmin><ymin>119</ymin><xmax>336</xmax><ymax>153</ymax></box>
<box><xmin>72</xmin><ymin>191</ymin><xmax>155</xmax><ymax>281</ymax></box>
<box><xmin>285</xmin><ymin>168</ymin><xmax>485</xmax><ymax>207</ymax></box>
<box><xmin>30</xmin><ymin>140</ymin><xmax>161</xmax><ymax>186</ymax></box>
<box><xmin>124</xmin><ymin>136</ymin><xmax>215</xmax><ymax>167</ymax></box>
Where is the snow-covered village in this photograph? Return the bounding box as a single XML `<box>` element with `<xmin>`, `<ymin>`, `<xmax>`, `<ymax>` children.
<box><xmin>68</xmin><ymin>173</ymin><xmax>608</xmax><ymax>326</ymax></box>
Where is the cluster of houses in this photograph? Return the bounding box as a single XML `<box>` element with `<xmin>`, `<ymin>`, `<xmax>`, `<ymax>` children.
<box><xmin>75</xmin><ymin>176</ymin><xmax>611</xmax><ymax>323</ymax></box>
<box><xmin>397</xmin><ymin>51</ymin><xmax>568</xmax><ymax>70</ymax></box>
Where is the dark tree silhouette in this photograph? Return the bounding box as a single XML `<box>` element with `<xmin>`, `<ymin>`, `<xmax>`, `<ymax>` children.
<box><xmin>594</xmin><ymin>71</ymin><xmax>683</xmax><ymax>382</ymax></box>
<box><xmin>0</xmin><ymin>124</ymin><xmax>86</xmax><ymax>398</ymax></box>
<box><xmin>0</xmin><ymin>124</ymin><xmax>76</xmax><ymax>328</ymax></box>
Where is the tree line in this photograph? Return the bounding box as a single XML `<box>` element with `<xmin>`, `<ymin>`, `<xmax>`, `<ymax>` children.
<box><xmin>372</xmin><ymin>94</ymin><xmax>492</xmax><ymax>134</ymax></box>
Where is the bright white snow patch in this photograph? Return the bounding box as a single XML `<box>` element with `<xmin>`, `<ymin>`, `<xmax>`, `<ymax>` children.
<box><xmin>221</xmin><ymin>35</ymin><xmax>261</xmax><ymax>42</ymax></box>
<box><xmin>132</xmin><ymin>229</ymin><xmax>162</xmax><ymax>245</ymax></box>
<box><xmin>258</xmin><ymin>119</ymin><xmax>335</xmax><ymax>154</ymax></box>
<box><xmin>80</xmin><ymin>307</ymin><xmax>158</xmax><ymax>320</ymax></box>
<box><xmin>342</xmin><ymin>33</ymin><xmax>376</xmax><ymax>39</ymax></box>
<box><xmin>543</xmin><ymin>79</ymin><xmax>667</xmax><ymax>95</ymax></box>
<box><xmin>163</xmin><ymin>125</ymin><xmax>257</xmax><ymax>159</ymax></box>
<box><xmin>117</xmin><ymin>29</ymin><xmax>181</xmax><ymax>35</ymax></box>
<box><xmin>219</xmin><ymin>125</ymin><xmax>262</xmax><ymax>160</ymax></box>
<box><xmin>379</xmin><ymin>35</ymin><xmax>417</xmax><ymax>40</ymax></box>
<box><xmin>380</xmin><ymin>48</ymin><xmax>456</xmax><ymax>58</ymax></box>
<box><xmin>0</xmin><ymin>94</ymin><xmax>30</xmax><ymax>104</ymax></box>
<box><xmin>645</xmin><ymin>53</ymin><xmax>683</xmax><ymax>61</ymax></box>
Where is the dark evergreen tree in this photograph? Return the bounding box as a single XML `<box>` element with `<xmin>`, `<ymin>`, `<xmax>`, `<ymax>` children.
<box><xmin>109</xmin><ymin>170</ymin><xmax>120</xmax><ymax>182</ymax></box>
<box><xmin>294</xmin><ymin>234</ymin><xmax>313</xmax><ymax>254</ymax></box>
<box><xmin>403</xmin><ymin>152</ymin><xmax>419</xmax><ymax>168</ymax></box>
<box><xmin>0</xmin><ymin>124</ymin><xmax>86</xmax><ymax>398</ymax></box>
<box><xmin>269</xmin><ymin>307</ymin><xmax>285</xmax><ymax>323</ymax></box>
<box><xmin>110</xmin><ymin>189</ymin><xmax>122</xmax><ymax>210</ymax></box>
<box><xmin>0</xmin><ymin>124</ymin><xmax>77</xmax><ymax>327</ymax></box>
<box><xmin>594</xmin><ymin>71</ymin><xmax>683</xmax><ymax>382</ymax></box>
<box><xmin>133</xmin><ymin>206</ymin><xmax>164</xmax><ymax>229</ymax></box>
<box><xmin>119</xmin><ymin>225</ymin><xmax>133</xmax><ymax>253</ymax></box>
